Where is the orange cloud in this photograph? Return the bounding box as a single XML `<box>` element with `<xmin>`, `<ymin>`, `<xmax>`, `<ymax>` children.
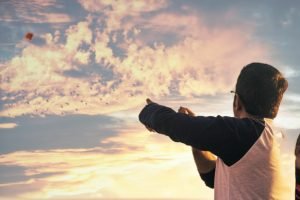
<box><xmin>0</xmin><ymin>2</ymin><xmax>270</xmax><ymax>117</ymax></box>
<box><xmin>0</xmin><ymin>123</ymin><xmax>18</xmax><ymax>129</ymax></box>
<box><xmin>0</xmin><ymin>123</ymin><xmax>214</xmax><ymax>199</ymax></box>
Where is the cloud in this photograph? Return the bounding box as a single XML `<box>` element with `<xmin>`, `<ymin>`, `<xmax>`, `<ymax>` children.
<box><xmin>0</xmin><ymin>123</ymin><xmax>18</xmax><ymax>129</ymax></box>
<box><xmin>78</xmin><ymin>0</ymin><xmax>169</xmax><ymax>33</ymax></box>
<box><xmin>0</xmin><ymin>0</ymin><xmax>71</xmax><ymax>23</ymax></box>
<box><xmin>20</xmin><ymin>12</ymin><xmax>71</xmax><ymax>24</ymax></box>
<box><xmin>0</xmin><ymin>1</ymin><xmax>269</xmax><ymax>118</ymax></box>
<box><xmin>0</xmin><ymin>124</ymin><xmax>214</xmax><ymax>199</ymax></box>
<box><xmin>281</xmin><ymin>65</ymin><xmax>300</xmax><ymax>78</ymax></box>
<box><xmin>273</xmin><ymin>92</ymin><xmax>300</xmax><ymax>129</ymax></box>
<box><xmin>280</xmin><ymin>7</ymin><xmax>296</xmax><ymax>27</ymax></box>
<box><xmin>0</xmin><ymin>115</ymin><xmax>126</xmax><ymax>154</ymax></box>
<box><xmin>78</xmin><ymin>0</ymin><xmax>168</xmax><ymax>15</ymax></box>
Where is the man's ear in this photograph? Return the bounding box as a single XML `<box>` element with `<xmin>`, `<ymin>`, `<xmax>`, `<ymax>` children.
<box><xmin>233</xmin><ymin>94</ymin><xmax>243</xmax><ymax>112</ymax></box>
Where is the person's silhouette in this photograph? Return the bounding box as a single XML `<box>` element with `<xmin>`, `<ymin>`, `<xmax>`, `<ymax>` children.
<box><xmin>295</xmin><ymin>134</ymin><xmax>300</xmax><ymax>200</ymax></box>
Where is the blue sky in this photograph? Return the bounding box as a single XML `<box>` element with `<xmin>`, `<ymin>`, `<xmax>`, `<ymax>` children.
<box><xmin>0</xmin><ymin>0</ymin><xmax>299</xmax><ymax>199</ymax></box>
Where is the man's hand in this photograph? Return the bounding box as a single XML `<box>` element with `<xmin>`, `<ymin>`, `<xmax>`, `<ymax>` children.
<box><xmin>178</xmin><ymin>106</ymin><xmax>195</xmax><ymax>117</ymax></box>
<box><xmin>144</xmin><ymin>102</ymin><xmax>194</xmax><ymax>132</ymax></box>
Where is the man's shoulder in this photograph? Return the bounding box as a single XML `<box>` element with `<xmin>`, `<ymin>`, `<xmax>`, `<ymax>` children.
<box><xmin>210</xmin><ymin>116</ymin><xmax>266</xmax><ymax>166</ymax></box>
<box><xmin>215</xmin><ymin>115</ymin><xmax>266</xmax><ymax>131</ymax></box>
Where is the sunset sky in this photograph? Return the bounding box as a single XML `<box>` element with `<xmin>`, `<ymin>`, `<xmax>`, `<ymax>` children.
<box><xmin>0</xmin><ymin>0</ymin><xmax>299</xmax><ymax>199</ymax></box>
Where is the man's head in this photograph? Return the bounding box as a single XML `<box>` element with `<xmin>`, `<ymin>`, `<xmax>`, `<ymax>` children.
<box><xmin>233</xmin><ymin>62</ymin><xmax>288</xmax><ymax>119</ymax></box>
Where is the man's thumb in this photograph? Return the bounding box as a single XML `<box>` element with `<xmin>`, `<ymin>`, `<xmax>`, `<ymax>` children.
<box><xmin>146</xmin><ymin>98</ymin><xmax>153</xmax><ymax>104</ymax></box>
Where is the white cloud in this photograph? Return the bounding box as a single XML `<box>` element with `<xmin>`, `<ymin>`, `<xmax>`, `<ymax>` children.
<box><xmin>0</xmin><ymin>123</ymin><xmax>18</xmax><ymax>129</ymax></box>
<box><xmin>78</xmin><ymin>0</ymin><xmax>168</xmax><ymax>15</ymax></box>
<box><xmin>281</xmin><ymin>65</ymin><xmax>300</xmax><ymax>78</ymax></box>
<box><xmin>281</xmin><ymin>7</ymin><xmax>296</xmax><ymax>27</ymax></box>
<box><xmin>274</xmin><ymin>92</ymin><xmax>300</xmax><ymax>129</ymax></box>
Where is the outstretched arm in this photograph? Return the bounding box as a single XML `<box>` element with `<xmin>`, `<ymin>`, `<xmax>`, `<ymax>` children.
<box><xmin>139</xmin><ymin>99</ymin><xmax>228</xmax><ymax>152</ymax></box>
<box><xmin>139</xmin><ymin>98</ymin><xmax>265</xmax><ymax>167</ymax></box>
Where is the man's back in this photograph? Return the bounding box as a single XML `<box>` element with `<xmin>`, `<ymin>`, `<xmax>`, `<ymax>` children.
<box><xmin>215</xmin><ymin>119</ymin><xmax>294</xmax><ymax>200</ymax></box>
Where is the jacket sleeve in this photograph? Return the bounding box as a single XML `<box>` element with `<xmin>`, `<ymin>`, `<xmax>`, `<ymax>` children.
<box><xmin>200</xmin><ymin>168</ymin><xmax>215</xmax><ymax>188</ymax></box>
<box><xmin>139</xmin><ymin>103</ymin><xmax>264</xmax><ymax>166</ymax></box>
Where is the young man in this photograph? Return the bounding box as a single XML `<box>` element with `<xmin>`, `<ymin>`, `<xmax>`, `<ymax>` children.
<box><xmin>296</xmin><ymin>134</ymin><xmax>300</xmax><ymax>200</ymax></box>
<box><xmin>139</xmin><ymin>63</ymin><xmax>293</xmax><ymax>199</ymax></box>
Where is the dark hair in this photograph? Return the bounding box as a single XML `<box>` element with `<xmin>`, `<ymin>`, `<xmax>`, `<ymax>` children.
<box><xmin>235</xmin><ymin>62</ymin><xmax>288</xmax><ymax>119</ymax></box>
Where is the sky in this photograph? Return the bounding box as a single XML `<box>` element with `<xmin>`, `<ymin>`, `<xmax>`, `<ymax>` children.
<box><xmin>0</xmin><ymin>0</ymin><xmax>299</xmax><ymax>199</ymax></box>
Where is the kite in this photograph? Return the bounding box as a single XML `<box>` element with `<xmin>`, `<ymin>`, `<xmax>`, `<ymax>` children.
<box><xmin>24</xmin><ymin>32</ymin><xmax>34</xmax><ymax>41</ymax></box>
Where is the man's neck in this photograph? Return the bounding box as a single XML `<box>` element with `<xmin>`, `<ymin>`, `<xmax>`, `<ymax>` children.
<box><xmin>237</xmin><ymin>112</ymin><xmax>264</xmax><ymax>121</ymax></box>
